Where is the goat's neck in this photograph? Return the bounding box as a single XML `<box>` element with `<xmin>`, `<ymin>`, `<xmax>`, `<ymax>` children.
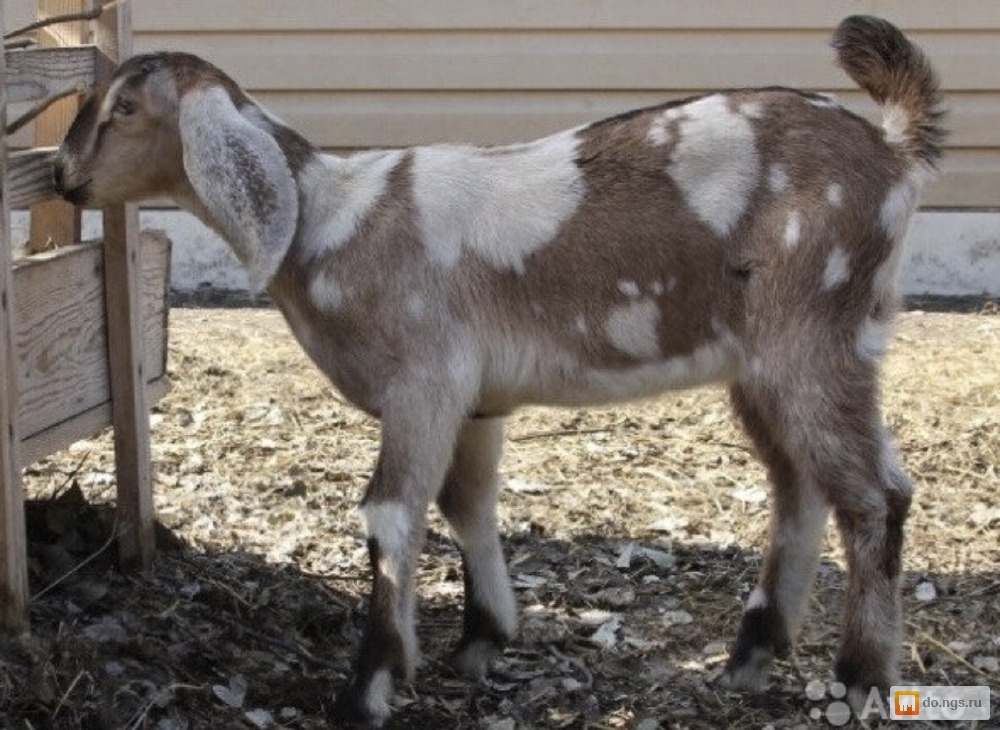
<box><xmin>291</xmin><ymin>148</ymin><xmax>404</xmax><ymax>264</ymax></box>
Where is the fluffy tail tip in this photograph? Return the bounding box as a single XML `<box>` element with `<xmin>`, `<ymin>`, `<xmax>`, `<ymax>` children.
<box><xmin>833</xmin><ymin>15</ymin><xmax>946</xmax><ymax>166</ymax></box>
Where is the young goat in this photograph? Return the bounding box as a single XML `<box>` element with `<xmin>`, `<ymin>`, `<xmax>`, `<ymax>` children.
<box><xmin>55</xmin><ymin>15</ymin><xmax>944</xmax><ymax>727</ymax></box>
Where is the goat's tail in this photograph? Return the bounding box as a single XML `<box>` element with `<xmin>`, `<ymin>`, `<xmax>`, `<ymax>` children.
<box><xmin>833</xmin><ymin>15</ymin><xmax>946</xmax><ymax>167</ymax></box>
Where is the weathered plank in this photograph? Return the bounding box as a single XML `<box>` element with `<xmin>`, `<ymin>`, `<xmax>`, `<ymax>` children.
<box><xmin>3</xmin><ymin>46</ymin><xmax>98</xmax><ymax>105</ymax></box>
<box><xmin>0</xmin><ymin>2</ymin><xmax>30</xmax><ymax>634</ymax></box>
<box><xmin>95</xmin><ymin>0</ymin><xmax>154</xmax><ymax>573</ymax></box>
<box><xmin>20</xmin><ymin>378</ymin><xmax>168</xmax><ymax>467</ymax></box>
<box><xmin>8</xmin><ymin>147</ymin><xmax>56</xmax><ymax>209</ymax></box>
<box><xmin>12</xmin><ymin>233</ymin><xmax>170</xmax><ymax>440</ymax></box>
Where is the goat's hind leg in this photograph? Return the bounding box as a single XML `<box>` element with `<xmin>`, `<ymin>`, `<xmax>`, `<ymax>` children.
<box><xmin>832</xmin><ymin>422</ymin><xmax>912</xmax><ymax>706</ymax></box>
<box><xmin>437</xmin><ymin>417</ymin><xmax>517</xmax><ymax>679</ymax></box>
<box><xmin>725</xmin><ymin>364</ymin><xmax>912</xmax><ymax>703</ymax></box>
<box><xmin>724</xmin><ymin>383</ymin><xmax>830</xmax><ymax>689</ymax></box>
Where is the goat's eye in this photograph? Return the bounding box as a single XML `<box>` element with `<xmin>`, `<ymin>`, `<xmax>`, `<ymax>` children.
<box><xmin>113</xmin><ymin>97</ymin><xmax>136</xmax><ymax>116</ymax></box>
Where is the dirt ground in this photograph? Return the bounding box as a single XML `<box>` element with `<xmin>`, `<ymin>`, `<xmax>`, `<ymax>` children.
<box><xmin>2</xmin><ymin>305</ymin><xmax>997</xmax><ymax>729</ymax></box>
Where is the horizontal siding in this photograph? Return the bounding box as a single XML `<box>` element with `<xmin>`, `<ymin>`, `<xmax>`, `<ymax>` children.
<box><xmin>250</xmin><ymin>91</ymin><xmax>996</xmax><ymax>149</ymax></box>
<box><xmin>133</xmin><ymin>31</ymin><xmax>1000</xmax><ymax>92</ymax></box>
<box><xmin>4</xmin><ymin>0</ymin><xmax>999</xmax><ymax>208</ymax></box>
<box><xmin>133</xmin><ymin>1</ymin><xmax>1000</xmax><ymax>32</ymax></box>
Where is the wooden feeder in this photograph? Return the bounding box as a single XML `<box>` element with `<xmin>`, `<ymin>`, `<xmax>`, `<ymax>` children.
<box><xmin>1</xmin><ymin>0</ymin><xmax>171</xmax><ymax>632</ymax></box>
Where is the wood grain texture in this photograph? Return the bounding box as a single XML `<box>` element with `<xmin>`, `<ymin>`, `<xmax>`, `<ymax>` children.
<box><xmin>12</xmin><ymin>233</ymin><xmax>169</xmax><ymax>440</ymax></box>
<box><xmin>94</xmin><ymin>0</ymin><xmax>152</xmax><ymax>573</ymax></box>
<box><xmin>8</xmin><ymin>147</ymin><xmax>56</xmax><ymax>208</ymax></box>
<box><xmin>4</xmin><ymin>46</ymin><xmax>98</xmax><ymax>104</ymax></box>
<box><xmin>20</xmin><ymin>378</ymin><xmax>168</xmax><ymax>467</ymax></box>
<box><xmin>0</xmin><ymin>0</ymin><xmax>30</xmax><ymax>633</ymax></box>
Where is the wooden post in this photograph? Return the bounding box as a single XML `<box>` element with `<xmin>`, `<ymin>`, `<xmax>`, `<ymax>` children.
<box><xmin>0</xmin><ymin>2</ymin><xmax>30</xmax><ymax>632</ymax></box>
<box><xmin>95</xmin><ymin>0</ymin><xmax>154</xmax><ymax>571</ymax></box>
<box><xmin>27</xmin><ymin>0</ymin><xmax>91</xmax><ymax>254</ymax></box>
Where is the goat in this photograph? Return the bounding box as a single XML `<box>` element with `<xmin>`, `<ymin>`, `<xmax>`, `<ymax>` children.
<box><xmin>54</xmin><ymin>15</ymin><xmax>944</xmax><ymax>727</ymax></box>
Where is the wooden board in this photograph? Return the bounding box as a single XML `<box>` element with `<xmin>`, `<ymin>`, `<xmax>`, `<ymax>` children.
<box><xmin>94</xmin><ymin>0</ymin><xmax>155</xmax><ymax>573</ymax></box>
<box><xmin>4</xmin><ymin>46</ymin><xmax>98</xmax><ymax>104</ymax></box>
<box><xmin>12</xmin><ymin>232</ymin><xmax>170</xmax><ymax>442</ymax></box>
<box><xmin>0</xmin><ymin>0</ymin><xmax>30</xmax><ymax>633</ymax></box>
<box><xmin>20</xmin><ymin>378</ymin><xmax>167</xmax><ymax>467</ymax></box>
<box><xmin>8</xmin><ymin>147</ymin><xmax>55</xmax><ymax>208</ymax></box>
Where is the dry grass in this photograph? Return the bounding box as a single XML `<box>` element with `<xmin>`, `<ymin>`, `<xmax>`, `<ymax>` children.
<box><xmin>2</xmin><ymin>306</ymin><xmax>997</xmax><ymax>729</ymax></box>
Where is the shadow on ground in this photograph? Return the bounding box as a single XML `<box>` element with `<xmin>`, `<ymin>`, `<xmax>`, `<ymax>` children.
<box><xmin>2</xmin><ymin>489</ymin><xmax>996</xmax><ymax>729</ymax></box>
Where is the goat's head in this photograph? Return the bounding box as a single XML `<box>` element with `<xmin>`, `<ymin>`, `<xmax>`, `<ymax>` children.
<box><xmin>56</xmin><ymin>52</ymin><xmax>303</xmax><ymax>291</ymax></box>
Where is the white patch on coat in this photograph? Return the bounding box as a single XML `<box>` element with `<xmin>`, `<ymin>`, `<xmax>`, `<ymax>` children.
<box><xmin>783</xmin><ymin>210</ymin><xmax>801</xmax><ymax>250</ymax></box>
<box><xmin>881</xmin><ymin>103</ymin><xmax>909</xmax><ymax>147</ymax></box>
<box><xmin>745</xmin><ymin>586</ymin><xmax>768</xmax><ymax>611</ymax></box>
<box><xmin>826</xmin><ymin>182</ymin><xmax>843</xmax><ymax>207</ymax></box>
<box><xmin>362</xmin><ymin>500</ymin><xmax>411</xmax><ymax>584</ymax></box>
<box><xmin>856</xmin><ymin>316</ymin><xmax>893</xmax><ymax>361</ymax></box>
<box><xmin>650</xmin><ymin>280</ymin><xmax>664</xmax><ymax>296</ymax></box>
<box><xmin>604</xmin><ymin>298</ymin><xmax>661</xmax><ymax>360</ymax></box>
<box><xmin>413</xmin><ymin>131</ymin><xmax>584</xmax><ymax>271</ymax></box>
<box><xmin>362</xmin><ymin>669</ymin><xmax>394</xmax><ymax>727</ymax></box>
<box><xmin>668</xmin><ymin>95</ymin><xmax>760</xmax><ymax>237</ymax></box>
<box><xmin>298</xmin><ymin>150</ymin><xmax>404</xmax><ymax>261</ymax></box>
<box><xmin>768</xmin><ymin>164</ymin><xmax>788</xmax><ymax>194</ymax></box>
<box><xmin>875</xmin><ymin>174</ymin><xmax>924</xmax><ymax>294</ymax></box>
<box><xmin>739</xmin><ymin>101</ymin><xmax>765</xmax><ymax>119</ymax></box>
<box><xmin>821</xmin><ymin>246</ymin><xmax>850</xmax><ymax>289</ymax></box>
<box><xmin>308</xmin><ymin>269</ymin><xmax>345</xmax><ymax>312</ymax></box>
<box><xmin>807</xmin><ymin>93</ymin><xmax>840</xmax><ymax>109</ymax></box>
<box><xmin>454</xmin><ymin>520</ymin><xmax>518</xmax><ymax>638</ymax></box>
<box><xmin>98</xmin><ymin>76</ymin><xmax>137</xmax><ymax>127</ymax></box>
<box><xmin>647</xmin><ymin>115</ymin><xmax>673</xmax><ymax>146</ymax></box>
<box><xmin>773</xmin><ymin>489</ymin><xmax>829</xmax><ymax>635</ymax></box>
<box><xmin>582</xmin><ymin>339</ymin><xmax>736</xmax><ymax>402</ymax></box>
<box><xmin>574</xmin><ymin>315</ymin><xmax>588</xmax><ymax>336</ymax></box>
<box><xmin>879</xmin><ymin>175</ymin><xmax>920</xmax><ymax>243</ymax></box>
<box><xmin>648</xmin><ymin>106</ymin><xmax>685</xmax><ymax>147</ymax></box>
<box><xmin>617</xmin><ymin>279</ymin><xmax>640</xmax><ymax>298</ymax></box>
<box><xmin>877</xmin><ymin>427</ymin><xmax>910</xmax><ymax>495</ymax></box>
<box><xmin>405</xmin><ymin>294</ymin><xmax>426</xmax><ymax>319</ymax></box>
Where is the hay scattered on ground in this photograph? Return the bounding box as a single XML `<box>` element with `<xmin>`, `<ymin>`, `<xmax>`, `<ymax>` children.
<box><xmin>3</xmin><ymin>307</ymin><xmax>998</xmax><ymax>729</ymax></box>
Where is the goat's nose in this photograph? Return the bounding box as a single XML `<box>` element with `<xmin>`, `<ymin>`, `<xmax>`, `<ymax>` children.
<box><xmin>52</xmin><ymin>159</ymin><xmax>65</xmax><ymax>195</ymax></box>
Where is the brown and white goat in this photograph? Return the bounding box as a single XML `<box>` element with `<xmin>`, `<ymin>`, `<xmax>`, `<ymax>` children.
<box><xmin>54</xmin><ymin>15</ymin><xmax>945</xmax><ymax>726</ymax></box>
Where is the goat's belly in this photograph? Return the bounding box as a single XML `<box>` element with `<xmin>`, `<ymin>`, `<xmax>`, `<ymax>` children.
<box><xmin>482</xmin><ymin>338</ymin><xmax>739</xmax><ymax>411</ymax></box>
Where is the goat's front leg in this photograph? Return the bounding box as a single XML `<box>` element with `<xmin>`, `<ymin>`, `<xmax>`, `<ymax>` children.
<box><xmin>333</xmin><ymin>389</ymin><xmax>467</xmax><ymax>727</ymax></box>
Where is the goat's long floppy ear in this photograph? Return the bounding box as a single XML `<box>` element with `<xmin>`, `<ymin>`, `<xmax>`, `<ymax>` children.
<box><xmin>179</xmin><ymin>86</ymin><xmax>298</xmax><ymax>293</ymax></box>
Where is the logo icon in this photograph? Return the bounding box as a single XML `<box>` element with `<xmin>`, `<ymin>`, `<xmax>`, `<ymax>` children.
<box><xmin>894</xmin><ymin>690</ymin><xmax>920</xmax><ymax>717</ymax></box>
<box><xmin>805</xmin><ymin>679</ymin><xmax>852</xmax><ymax>726</ymax></box>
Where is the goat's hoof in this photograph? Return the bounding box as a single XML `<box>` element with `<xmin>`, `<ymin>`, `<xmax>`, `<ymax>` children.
<box><xmin>331</xmin><ymin>669</ymin><xmax>394</xmax><ymax>728</ymax></box>
<box><xmin>452</xmin><ymin>638</ymin><xmax>502</xmax><ymax>680</ymax></box>
<box><xmin>835</xmin><ymin>662</ymin><xmax>897</xmax><ymax>715</ymax></box>
<box><xmin>719</xmin><ymin>647</ymin><xmax>774</xmax><ymax>692</ymax></box>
